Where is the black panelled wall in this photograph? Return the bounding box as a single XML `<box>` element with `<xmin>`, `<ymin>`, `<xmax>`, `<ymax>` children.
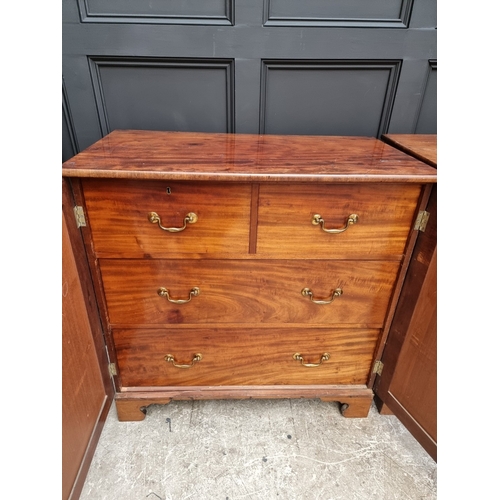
<box><xmin>62</xmin><ymin>0</ymin><xmax>436</xmax><ymax>161</ymax></box>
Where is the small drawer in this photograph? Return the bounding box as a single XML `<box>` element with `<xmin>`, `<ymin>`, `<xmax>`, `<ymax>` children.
<box><xmin>113</xmin><ymin>327</ymin><xmax>380</xmax><ymax>387</ymax></box>
<box><xmin>100</xmin><ymin>259</ymin><xmax>400</xmax><ymax>327</ymax></box>
<box><xmin>256</xmin><ymin>183</ymin><xmax>422</xmax><ymax>259</ymax></box>
<box><xmin>81</xmin><ymin>179</ymin><xmax>252</xmax><ymax>258</ymax></box>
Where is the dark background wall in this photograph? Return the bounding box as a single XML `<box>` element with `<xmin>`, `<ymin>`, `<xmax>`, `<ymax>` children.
<box><xmin>62</xmin><ymin>0</ymin><xmax>436</xmax><ymax>161</ymax></box>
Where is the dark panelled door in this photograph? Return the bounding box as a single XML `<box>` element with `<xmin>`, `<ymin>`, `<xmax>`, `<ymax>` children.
<box><xmin>62</xmin><ymin>0</ymin><xmax>436</xmax><ymax>160</ymax></box>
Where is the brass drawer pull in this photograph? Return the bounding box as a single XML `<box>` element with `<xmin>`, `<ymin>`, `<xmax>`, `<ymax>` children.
<box><xmin>158</xmin><ymin>286</ymin><xmax>200</xmax><ymax>304</ymax></box>
<box><xmin>165</xmin><ymin>353</ymin><xmax>202</xmax><ymax>369</ymax></box>
<box><xmin>293</xmin><ymin>352</ymin><xmax>330</xmax><ymax>367</ymax></box>
<box><xmin>312</xmin><ymin>213</ymin><xmax>358</xmax><ymax>233</ymax></box>
<box><xmin>148</xmin><ymin>211</ymin><xmax>198</xmax><ymax>232</ymax></box>
<box><xmin>301</xmin><ymin>287</ymin><xmax>343</xmax><ymax>304</ymax></box>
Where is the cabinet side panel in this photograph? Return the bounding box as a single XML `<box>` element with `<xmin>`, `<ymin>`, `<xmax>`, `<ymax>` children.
<box><xmin>62</xmin><ymin>211</ymin><xmax>107</xmax><ymax>498</ymax></box>
<box><xmin>374</xmin><ymin>184</ymin><xmax>437</xmax><ymax>460</ymax></box>
<box><xmin>389</xmin><ymin>249</ymin><xmax>436</xmax><ymax>441</ymax></box>
<box><xmin>62</xmin><ymin>179</ymin><xmax>114</xmax><ymax>499</ymax></box>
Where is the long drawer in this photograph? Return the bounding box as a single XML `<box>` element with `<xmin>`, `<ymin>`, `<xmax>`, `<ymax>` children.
<box><xmin>113</xmin><ymin>327</ymin><xmax>380</xmax><ymax>387</ymax></box>
<box><xmin>257</xmin><ymin>183</ymin><xmax>422</xmax><ymax>259</ymax></box>
<box><xmin>81</xmin><ymin>179</ymin><xmax>252</xmax><ymax>258</ymax></box>
<box><xmin>100</xmin><ymin>259</ymin><xmax>400</xmax><ymax>326</ymax></box>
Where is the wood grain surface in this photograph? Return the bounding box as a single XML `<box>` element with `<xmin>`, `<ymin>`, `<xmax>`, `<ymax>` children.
<box><xmin>63</xmin><ymin>131</ymin><xmax>437</xmax><ymax>421</ymax></box>
<box><xmin>257</xmin><ymin>183</ymin><xmax>421</xmax><ymax>259</ymax></box>
<box><xmin>113</xmin><ymin>327</ymin><xmax>380</xmax><ymax>387</ymax></box>
<box><xmin>81</xmin><ymin>179</ymin><xmax>252</xmax><ymax>258</ymax></box>
<box><xmin>80</xmin><ymin>179</ymin><xmax>423</xmax><ymax>260</ymax></box>
<box><xmin>99</xmin><ymin>259</ymin><xmax>400</xmax><ymax>326</ymax></box>
<box><xmin>63</xmin><ymin>130</ymin><xmax>437</xmax><ymax>183</ymax></box>
<box><xmin>382</xmin><ymin>134</ymin><xmax>437</xmax><ymax>168</ymax></box>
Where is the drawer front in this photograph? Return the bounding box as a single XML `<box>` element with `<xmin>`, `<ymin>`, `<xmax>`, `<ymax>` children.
<box><xmin>113</xmin><ymin>327</ymin><xmax>380</xmax><ymax>387</ymax></box>
<box><xmin>257</xmin><ymin>183</ymin><xmax>422</xmax><ymax>259</ymax></box>
<box><xmin>100</xmin><ymin>259</ymin><xmax>399</xmax><ymax>326</ymax></box>
<box><xmin>81</xmin><ymin>179</ymin><xmax>252</xmax><ymax>258</ymax></box>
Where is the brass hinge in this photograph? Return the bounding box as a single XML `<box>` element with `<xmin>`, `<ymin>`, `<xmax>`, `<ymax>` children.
<box><xmin>73</xmin><ymin>206</ymin><xmax>87</xmax><ymax>228</ymax></box>
<box><xmin>108</xmin><ymin>363</ymin><xmax>117</xmax><ymax>376</ymax></box>
<box><xmin>414</xmin><ymin>210</ymin><xmax>430</xmax><ymax>232</ymax></box>
<box><xmin>372</xmin><ymin>360</ymin><xmax>384</xmax><ymax>376</ymax></box>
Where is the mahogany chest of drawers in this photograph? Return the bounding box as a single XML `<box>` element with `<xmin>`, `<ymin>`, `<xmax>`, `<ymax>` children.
<box><xmin>62</xmin><ymin>130</ymin><xmax>437</xmax><ymax>421</ymax></box>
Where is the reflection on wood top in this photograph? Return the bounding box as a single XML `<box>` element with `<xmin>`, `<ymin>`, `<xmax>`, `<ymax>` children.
<box><xmin>62</xmin><ymin>130</ymin><xmax>437</xmax><ymax>183</ymax></box>
<box><xmin>382</xmin><ymin>134</ymin><xmax>437</xmax><ymax>168</ymax></box>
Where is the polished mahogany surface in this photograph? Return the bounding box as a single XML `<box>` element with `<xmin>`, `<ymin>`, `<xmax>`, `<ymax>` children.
<box><xmin>257</xmin><ymin>183</ymin><xmax>421</xmax><ymax>259</ymax></box>
<box><xmin>113</xmin><ymin>327</ymin><xmax>380</xmax><ymax>387</ymax></box>
<box><xmin>64</xmin><ymin>131</ymin><xmax>436</xmax><ymax>421</ymax></box>
<box><xmin>382</xmin><ymin>134</ymin><xmax>437</xmax><ymax>168</ymax></box>
<box><xmin>62</xmin><ymin>130</ymin><xmax>437</xmax><ymax>183</ymax></box>
<box><xmin>81</xmin><ymin>178</ymin><xmax>421</xmax><ymax>260</ymax></box>
<box><xmin>81</xmin><ymin>179</ymin><xmax>252</xmax><ymax>258</ymax></box>
<box><xmin>100</xmin><ymin>259</ymin><xmax>399</xmax><ymax>327</ymax></box>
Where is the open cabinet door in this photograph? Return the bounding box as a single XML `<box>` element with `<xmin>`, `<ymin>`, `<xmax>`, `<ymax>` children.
<box><xmin>374</xmin><ymin>135</ymin><xmax>437</xmax><ymax>461</ymax></box>
<box><xmin>62</xmin><ymin>179</ymin><xmax>114</xmax><ymax>499</ymax></box>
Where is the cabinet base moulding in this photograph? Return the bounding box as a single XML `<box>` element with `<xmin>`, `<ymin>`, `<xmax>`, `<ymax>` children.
<box><xmin>114</xmin><ymin>385</ymin><xmax>374</xmax><ymax>421</ymax></box>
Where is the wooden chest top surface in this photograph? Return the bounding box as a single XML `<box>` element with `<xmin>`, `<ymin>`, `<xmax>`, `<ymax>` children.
<box><xmin>382</xmin><ymin>134</ymin><xmax>437</xmax><ymax>168</ymax></box>
<box><xmin>62</xmin><ymin>130</ymin><xmax>437</xmax><ymax>183</ymax></box>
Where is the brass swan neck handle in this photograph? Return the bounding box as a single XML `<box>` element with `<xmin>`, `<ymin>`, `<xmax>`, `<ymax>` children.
<box><xmin>158</xmin><ymin>287</ymin><xmax>200</xmax><ymax>304</ymax></box>
<box><xmin>301</xmin><ymin>287</ymin><xmax>343</xmax><ymax>305</ymax></box>
<box><xmin>148</xmin><ymin>211</ymin><xmax>198</xmax><ymax>232</ymax></box>
<box><xmin>311</xmin><ymin>213</ymin><xmax>358</xmax><ymax>234</ymax></box>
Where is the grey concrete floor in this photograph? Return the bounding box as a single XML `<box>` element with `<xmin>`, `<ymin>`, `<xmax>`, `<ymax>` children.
<box><xmin>80</xmin><ymin>399</ymin><xmax>437</xmax><ymax>500</ymax></box>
